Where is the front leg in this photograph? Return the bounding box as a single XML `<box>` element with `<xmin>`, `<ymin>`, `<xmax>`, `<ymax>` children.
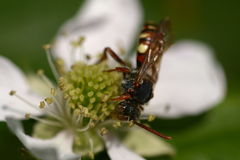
<box><xmin>111</xmin><ymin>93</ymin><xmax>131</xmax><ymax>101</ymax></box>
<box><xmin>104</xmin><ymin>67</ymin><xmax>130</xmax><ymax>73</ymax></box>
<box><xmin>96</xmin><ymin>47</ymin><xmax>127</xmax><ymax>66</ymax></box>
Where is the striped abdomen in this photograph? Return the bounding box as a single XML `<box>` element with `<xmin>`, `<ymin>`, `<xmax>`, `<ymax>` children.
<box><xmin>136</xmin><ymin>23</ymin><xmax>159</xmax><ymax>68</ymax></box>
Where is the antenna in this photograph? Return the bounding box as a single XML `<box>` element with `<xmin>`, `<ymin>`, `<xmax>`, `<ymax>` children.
<box><xmin>134</xmin><ymin>121</ymin><xmax>172</xmax><ymax>140</ymax></box>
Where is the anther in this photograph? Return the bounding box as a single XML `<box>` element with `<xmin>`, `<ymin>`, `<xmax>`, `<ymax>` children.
<box><xmin>89</xmin><ymin>122</ymin><xmax>95</xmax><ymax>128</ymax></box>
<box><xmin>99</xmin><ymin>127</ymin><xmax>108</xmax><ymax>136</ymax></box>
<box><xmin>39</xmin><ymin>101</ymin><xmax>46</xmax><ymax>109</ymax></box>
<box><xmin>25</xmin><ymin>113</ymin><xmax>31</xmax><ymax>119</ymax></box>
<box><xmin>87</xmin><ymin>91</ymin><xmax>94</xmax><ymax>97</ymax></box>
<box><xmin>128</xmin><ymin>121</ymin><xmax>134</xmax><ymax>127</ymax></box>
<box><xmin>113</xmin><ymin>121</ymin><xmax>121</xmax><ymax>128</ymax></box>
<box><xmin>70</xmin><ymin>36</ymin><xmax>85</xmax><ymax>47</ymax></box>
<box><xmin>9</xmin><ymin>90</ymin><xmax>16</xmax><ymax>96</ymax></box>
<box><xmin>80</xmin><ymin>95</ymin><xmax>84</xmax><ymax>102</ymax></box>
<box><xmin>42</xmin><ymin>44</ymin><xmax>51</xmax><ymax>50</ymax></box>
<box><xmin>148</xmin><ymin>115</ymin><xmax>156</xmax><ymax>122</ymax></box>
<box><xmin>37</xmin><ymin>69</ymin><xmax>44</xmax><ymax>76</ymax></box>
<box><xmin>55</xmin><ymin>58</ymin><xmax>66</xmax><ymax>75</ymax></box>
<box><xmin>90</xmin><ymin>98</ymin><xmax>96</xmax><ymax>104</ymax></box>
<box><xmin>50</xmin><ymin>88</ymin><xmax>56</xmax><ymax>96</ymax></box>
<box><xmin>9</xmin><ymin>91</ymin><xmax>39</xmax><ymax>111</ymax></box>
<box><xmin>74</xmin><ymin>109</ymin><xmax>81</xmax><ymax>116</ymax></box>
<box><xmin>45</xmin><ymin>97</ymin><xmax>54</xmax><ymax>104</ymax></box>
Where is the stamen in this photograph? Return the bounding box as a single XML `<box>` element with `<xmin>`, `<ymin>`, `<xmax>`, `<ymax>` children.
<box><xmin>70</xmin><ymin>37</ymin><xmax>85</xmax><ymax>47</ymax></box>
<box><xmin>128</xmin><ymin>121</ymin><xmax>134</xmax><ymax>127</ymax></box>
<box><xmin>88</xmin><ymin>122</ymin><xmax>96</xmax><ymax>128</ymax></box>
<box><xmin>76</xmin><ymin>120</ymin><xmax>93</xmax><ymax>132</ymax></box>
<box><xmin>45</xmin><ymin>97</ymin><xmax>54</xmax><ymax>104</ymax></box>
<box><xmin>39</xmin><ymin>101</ymin><xmax>46</xmax><ymax>109</ymax></box>
<box><xmin>9</xmin><ymin>90</ymin><xmax>16</xmax><ymax>96</ymax></box>
<box><xmin>55</xmin><ymin>58</ymin><xmax>66</xmax><ymax>75</ymax></box>
<box><xmin>25</xmin><ymin>113</ymin><xmax>30</xmax><ymax>119</ymax></box>
<box><xmin>73</xmin><ymin>109</ymin><xmax>81</xmax><ymax>125</ymax></box>
<box><xmin>70</xmin><ymin>36</ymin><xmax>85</xmax><ymax>64</ymax></box>
<box><xmin>9</xmin><ymin>90</ymin><xmax>39</xmax><ymax>111</ymax></box>
<box><xmin>99</xmin><ymin>127</ymin><xmax>108</xmax><ymax>136</ymax></box>
<box><xmin>43</xmin><ymin>44</ymin><xmax>60</xmax><ymax>79</ymax></box>
<box><xmin>46</xmin><ymin>88</ymin><xmax>66</xmax><ymax>118</ymax></box>
<box><xmin>88</xmin><ymin>151</ymin><xmax>94</xmax><ymax>160</ymax></box>
<box><xmin>113</xmin><ymin>121</ymin><xmax>121</xmax><ymax>128</ymax></box>
<box><xmin>37</xmin><ymin>97</ymin><xmax>68</xmax><ymax>125</ymax></box>
<box><xmin>50</xmin><ymin>88</ymin><xmax>56</xmax><ymax>96</ymax></box>
<box><xmin>85</xmin><ymin>132</ymin><xmax>94</xmax><ymax>159</ymax></box>
<box><xmin>26</xmin><ymin>113</ymin><xmax>62</xmax><ymax>127</ymax></box>
<box><xmin>37</xmin><ymin>69</ymin><xmax>55</xmax><ymax>88</ymax></box>
<box><xmin>41</xmin><ymin>103</ymin><xmax>67</xmax><ymax>124</ymax></box>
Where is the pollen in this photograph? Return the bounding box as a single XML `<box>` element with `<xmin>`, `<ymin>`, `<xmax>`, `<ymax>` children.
<box><xmin>62</xmin><ymin>62</ymin><xmax>122</xmax><ymax>122</ymax></box>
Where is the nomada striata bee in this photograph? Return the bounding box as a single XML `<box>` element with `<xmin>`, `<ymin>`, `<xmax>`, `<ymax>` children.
<box><xmin>98</xmin><ymin>18</ymin><xmax>172</xmax><ymax>140</ymax></box>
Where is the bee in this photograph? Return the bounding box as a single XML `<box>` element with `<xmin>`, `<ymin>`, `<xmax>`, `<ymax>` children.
<box><xmin>98</xmin><ymin>18</ymin><xmax>172</xmax><ymax>140</ymax></box>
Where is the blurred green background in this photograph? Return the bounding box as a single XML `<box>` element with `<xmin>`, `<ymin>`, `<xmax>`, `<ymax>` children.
<box><xmin>0</xmin><ymin>0</ymin><xmax>239</xmax><ymax>160</ymax></box>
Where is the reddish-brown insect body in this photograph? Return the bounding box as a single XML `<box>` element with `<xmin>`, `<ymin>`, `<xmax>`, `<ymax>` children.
<box><xmin>98</xmin><ymin>18</ymin><xmax>172</xmax><ymax>140</ymax></box>
<box><xmin>137</xmin><ymin>23</ymin><xmax>161</xmax><ymax>68</ymax></box>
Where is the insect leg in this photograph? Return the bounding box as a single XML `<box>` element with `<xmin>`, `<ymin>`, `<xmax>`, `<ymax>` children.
<box><xmin>96</xmin><ymin>47</ymin><xmax>127</xmax><ymax>66</ymax></box>
<box><xmin>111</xmin><ymin>93</ymin><xmax>131</xmax><ymax>101</ymax></box>
<box><xmin>151</xmin><ymin>64</ymin><xmax>158</xmax><ymax>83</ymax></box>
<box><xmin>134</xmin><ymin>121</ymin><xmax>172</xmax><ymax>140</ymax></box>
<box><xmin>104</xmin><ymin>67</ymin><xmax>130</xmax><ymax>73</ymax></box>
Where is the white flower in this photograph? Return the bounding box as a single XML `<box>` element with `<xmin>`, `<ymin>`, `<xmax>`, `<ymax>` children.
<box><xmin>0</xmin><ymin>0</ymin><xmax>226</xmax><ymax>160</ymax></box>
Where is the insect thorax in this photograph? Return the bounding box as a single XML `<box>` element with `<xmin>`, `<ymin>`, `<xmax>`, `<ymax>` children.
<box><xmin>132</xmin><ymin>79</ymin><xmax>153</xmax><ymax>104</ymax></box>
<box><xmin>121</xmin><ymin>70</ymin><xmax>153</xmax><ymax>105</ymax></box>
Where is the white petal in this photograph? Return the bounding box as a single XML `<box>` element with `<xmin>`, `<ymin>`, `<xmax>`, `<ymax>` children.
<box><xmin>143</xmin><ymin>41</ymin><xmax>226</xmax><ymax>118</ymax></box>
<box><xmin>6</xmin><ymin>118</ymin><xmax>80</xmax><ymax>160</ymax></box>
<box><xmin>0</xmin><ymin>56</ymin><xmax>29</xmax><ymax>91</ymax></box>
<box><xmin>53</xmin><ymin>0</ymin><xmax>142</xmax><ymax>68</ymax></box>
<box><xmin>103</xmin><ymin>133</ymin><xmax>145</xmax><ymax>160</ymax></box>
<box><xmin>27</xmin><ymin>74</ymin><xmax>52</xmax><ymax>96</ymax></box>
<box><xmin>0</xmin><ymin>56</ymin><xmax>42</xmax><ymax>121</ymax></box>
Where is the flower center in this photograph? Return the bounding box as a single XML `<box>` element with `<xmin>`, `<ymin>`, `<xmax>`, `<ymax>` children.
<box><xmin>8</xmin><ymin>43</ymin><xmax>123</xmax><ymax>159</ymax></box>
<box><xmin>60</xmin><ymin>61</ymin><xmax>122</xmax><ymax>123</ymax></box>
